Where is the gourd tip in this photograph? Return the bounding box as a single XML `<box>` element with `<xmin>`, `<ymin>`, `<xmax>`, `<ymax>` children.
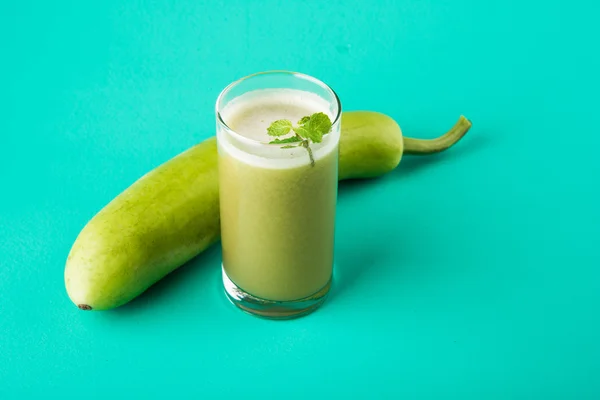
<box><xmin>78</xmin><ymin>304</ymin><xmax>92</xmax><ymax>311</ymax></box>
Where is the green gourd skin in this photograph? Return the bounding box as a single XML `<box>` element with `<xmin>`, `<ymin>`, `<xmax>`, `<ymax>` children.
<box><xmin>65</xmin><ymin>138</ymin><xmax>220</xmax><ymax>310</ymax></box>
<box><xmin>65</xmin><ymin>111</ymin><xmax>471</xmax><ymax>310</ymax></box>
<box><xmin>339</xmin><ymin>111</ymin><xmax>404</xmax><ymax>180</ymax></box>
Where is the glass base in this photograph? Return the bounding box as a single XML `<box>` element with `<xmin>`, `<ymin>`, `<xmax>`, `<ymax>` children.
<box><xmin>222</xmin><ymin>266</ymin><xmax>331</xmax><ymax>320</ymax></box>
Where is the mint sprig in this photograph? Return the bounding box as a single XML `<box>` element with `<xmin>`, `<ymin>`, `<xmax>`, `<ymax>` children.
<box><xmin>266</xmin><ymin>112</ymin><xmax>333</xmax><ymax>166</ymax></box>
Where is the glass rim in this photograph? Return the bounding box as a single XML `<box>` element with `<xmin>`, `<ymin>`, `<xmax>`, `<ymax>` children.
<box><xmin>215</xmin><ymin>70</ymin><xmax>342</xmax><ymax>146</ymax></box>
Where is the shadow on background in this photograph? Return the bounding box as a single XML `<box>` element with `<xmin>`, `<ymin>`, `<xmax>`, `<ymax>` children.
<box><xmin>396</xmin><ymin>132</ymin><xmax>490</xmax><ymax>179</ymax></box>
<box><xmin>330</xmin><ymin>131</ymin><xmax>491</xmax><ymax>302</ymax></box>
<box><xmin>107</xmin><ymin>243</ymin><xmax>223</xmax><ymax>317</ymax></box>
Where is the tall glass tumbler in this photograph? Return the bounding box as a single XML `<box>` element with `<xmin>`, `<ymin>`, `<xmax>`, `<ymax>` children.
<box><xmin>216</xmin><ymin>71</ymin><xmax>341</xmax><ymax>319</ymax></box>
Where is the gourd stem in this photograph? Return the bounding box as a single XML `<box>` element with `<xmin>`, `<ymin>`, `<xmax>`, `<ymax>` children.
<box><xmin>403</xmin><ymin>116</ymin><xmax>472</xmax><ymax>155</ymax></box>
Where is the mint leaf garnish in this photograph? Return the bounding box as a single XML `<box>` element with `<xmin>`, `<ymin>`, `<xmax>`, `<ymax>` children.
<box><xmin>266</xmin><ymin>119</ymin><xmax>293</xmax><ymax>136</ymax></box>
<box><xmin>298</xmin><ymin>116</ymin><xmax>310</xmax><ymax>125</ymax></box>
<box><xmin>270</xmin><ymin>136</ymin><xmax>301</xmax><ymax>144</ymax></box>
<box><xmin>266</xmin><ymin>112</ymin><xmax>333</xmax><ymax>167</ymax></box>
<box><xmin>295</xmin><ymin>124</ymin><xmax>322</xmax><ymax>143</ymax></box>
<box><xmin>292</xmin><ymin>125</ymin><xmax>311</xmax><ymax>140</ymax></box>
<box><xmin>305</xmin><ymin>112</ymin><xmax>332</xmax><ymax>140</ymax></box>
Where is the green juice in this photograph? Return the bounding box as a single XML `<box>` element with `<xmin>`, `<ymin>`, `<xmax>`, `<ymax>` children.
<box><xmin>218</xmin><ymin>89</ymin><xmax>339</xmax><ymax>301</ymax></box>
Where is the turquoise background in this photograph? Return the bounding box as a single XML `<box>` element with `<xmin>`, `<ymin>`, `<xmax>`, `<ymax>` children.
<box><xmin>1</xmin><ymin>0</ymin><xmax>599</xmax><ymax>398</ymax></box>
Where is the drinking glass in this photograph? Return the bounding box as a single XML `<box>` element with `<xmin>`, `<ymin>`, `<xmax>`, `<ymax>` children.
<box><xmin>215</xmin><ymin>71</ymin><xmax>342</xmax><ymax>319</ymax></box>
